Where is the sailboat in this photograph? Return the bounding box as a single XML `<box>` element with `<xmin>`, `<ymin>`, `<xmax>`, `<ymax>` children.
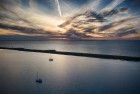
<box><xmin>35</xmin><ymin>72</ymin><xmax>42</xmax><ymax>84</ymax></box>
<box><xmin>49</xmin><ymin>58</ymin><xmax>53</xmax><ymax>62</ymax></box>
<box><xmin>49</xmin><ymin>54</ymin><xmax>53</xmax><ymax>62</ymax></box>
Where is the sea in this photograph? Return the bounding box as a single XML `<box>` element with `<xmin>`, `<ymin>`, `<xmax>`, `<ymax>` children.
<box><xmin>0</xmin><ymin>40</ymin><xmax>140</xmax><ymax>94</ymax></box>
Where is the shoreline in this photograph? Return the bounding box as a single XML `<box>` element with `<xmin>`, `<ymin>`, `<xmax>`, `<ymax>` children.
<box><xmin>0</xmin><ymin>47</ymin><xmax>140</xmax><ymax>62</ymax></box>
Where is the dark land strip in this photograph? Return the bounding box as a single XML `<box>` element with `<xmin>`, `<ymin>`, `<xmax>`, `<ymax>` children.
<box><xmin>0</xmin><ymin>47</ymin><xmax>140</xmax><ymax>62</ymax></box>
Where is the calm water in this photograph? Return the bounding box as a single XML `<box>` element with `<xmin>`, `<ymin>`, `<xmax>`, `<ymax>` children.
<box><xmin>0</xmin><ymin>40</ymin><xmax>140</xmax><ymax>94</ymax></box>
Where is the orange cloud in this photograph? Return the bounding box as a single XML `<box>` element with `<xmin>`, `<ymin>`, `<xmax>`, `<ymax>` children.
<box><xmin>0</xmin><ymin>29</ymin><xmax>27</xmax><ymax>36</ymax></box>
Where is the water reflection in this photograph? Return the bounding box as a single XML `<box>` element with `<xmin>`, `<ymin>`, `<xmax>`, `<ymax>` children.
<box><xmin>0</xmin><ymin>41</ymin><xmax>140</xmax><ymax>57</ymax></box>
<box><xmin>0</xmin><ymin>49</ymin><xmax>140</xmax><ymax>94</ymax></box>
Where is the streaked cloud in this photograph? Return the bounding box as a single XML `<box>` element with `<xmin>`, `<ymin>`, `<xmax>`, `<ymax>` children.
<box><xmin>0</xmin><ymin>0</ymin><xmax>140</xmax><ymax>40</ymax></box>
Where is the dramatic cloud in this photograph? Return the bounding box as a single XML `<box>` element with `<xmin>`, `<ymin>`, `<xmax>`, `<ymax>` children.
<box><xmin>0</xmin><ymin>0</ymin><xmax>140</xmax><ymax>40</ymax></box>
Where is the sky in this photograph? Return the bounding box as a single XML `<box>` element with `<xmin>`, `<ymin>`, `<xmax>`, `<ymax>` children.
<box><xmin>0</xmin><ymin>0</ymin><xmax>140</xmax><ymax>40</ymax></box>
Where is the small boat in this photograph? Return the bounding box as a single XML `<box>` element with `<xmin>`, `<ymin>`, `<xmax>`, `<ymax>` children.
<box><xmin>35</xmin><ymin>72</ymin><xmax>42</xmax><ymax>84</ymax></box>
<box><xmin>49</xmin><ymin>58</ymin><xmax>53</xmax><ymax>61</ymax></box>
<box><xmin>49</xmin><ymin>54</ymin><xmax>53</xmax><ymax>62</ymax></box>
<box><xmin>36</xmin><ymin>79</ymin><xmax>42</xmax><ymax>83</ymax></box>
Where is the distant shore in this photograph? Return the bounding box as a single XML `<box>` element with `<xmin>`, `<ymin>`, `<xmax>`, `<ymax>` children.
<box><xmin>0</xmin><ymin>47</ymin><xmax>140</xmax><ymax>62</ymax></box>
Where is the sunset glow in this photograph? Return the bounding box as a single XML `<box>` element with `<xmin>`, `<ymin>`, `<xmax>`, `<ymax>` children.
<box><xmin>0</xmin><ymin>0</ymin><xmax>140</xmax><ymax>40</ymax></box>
